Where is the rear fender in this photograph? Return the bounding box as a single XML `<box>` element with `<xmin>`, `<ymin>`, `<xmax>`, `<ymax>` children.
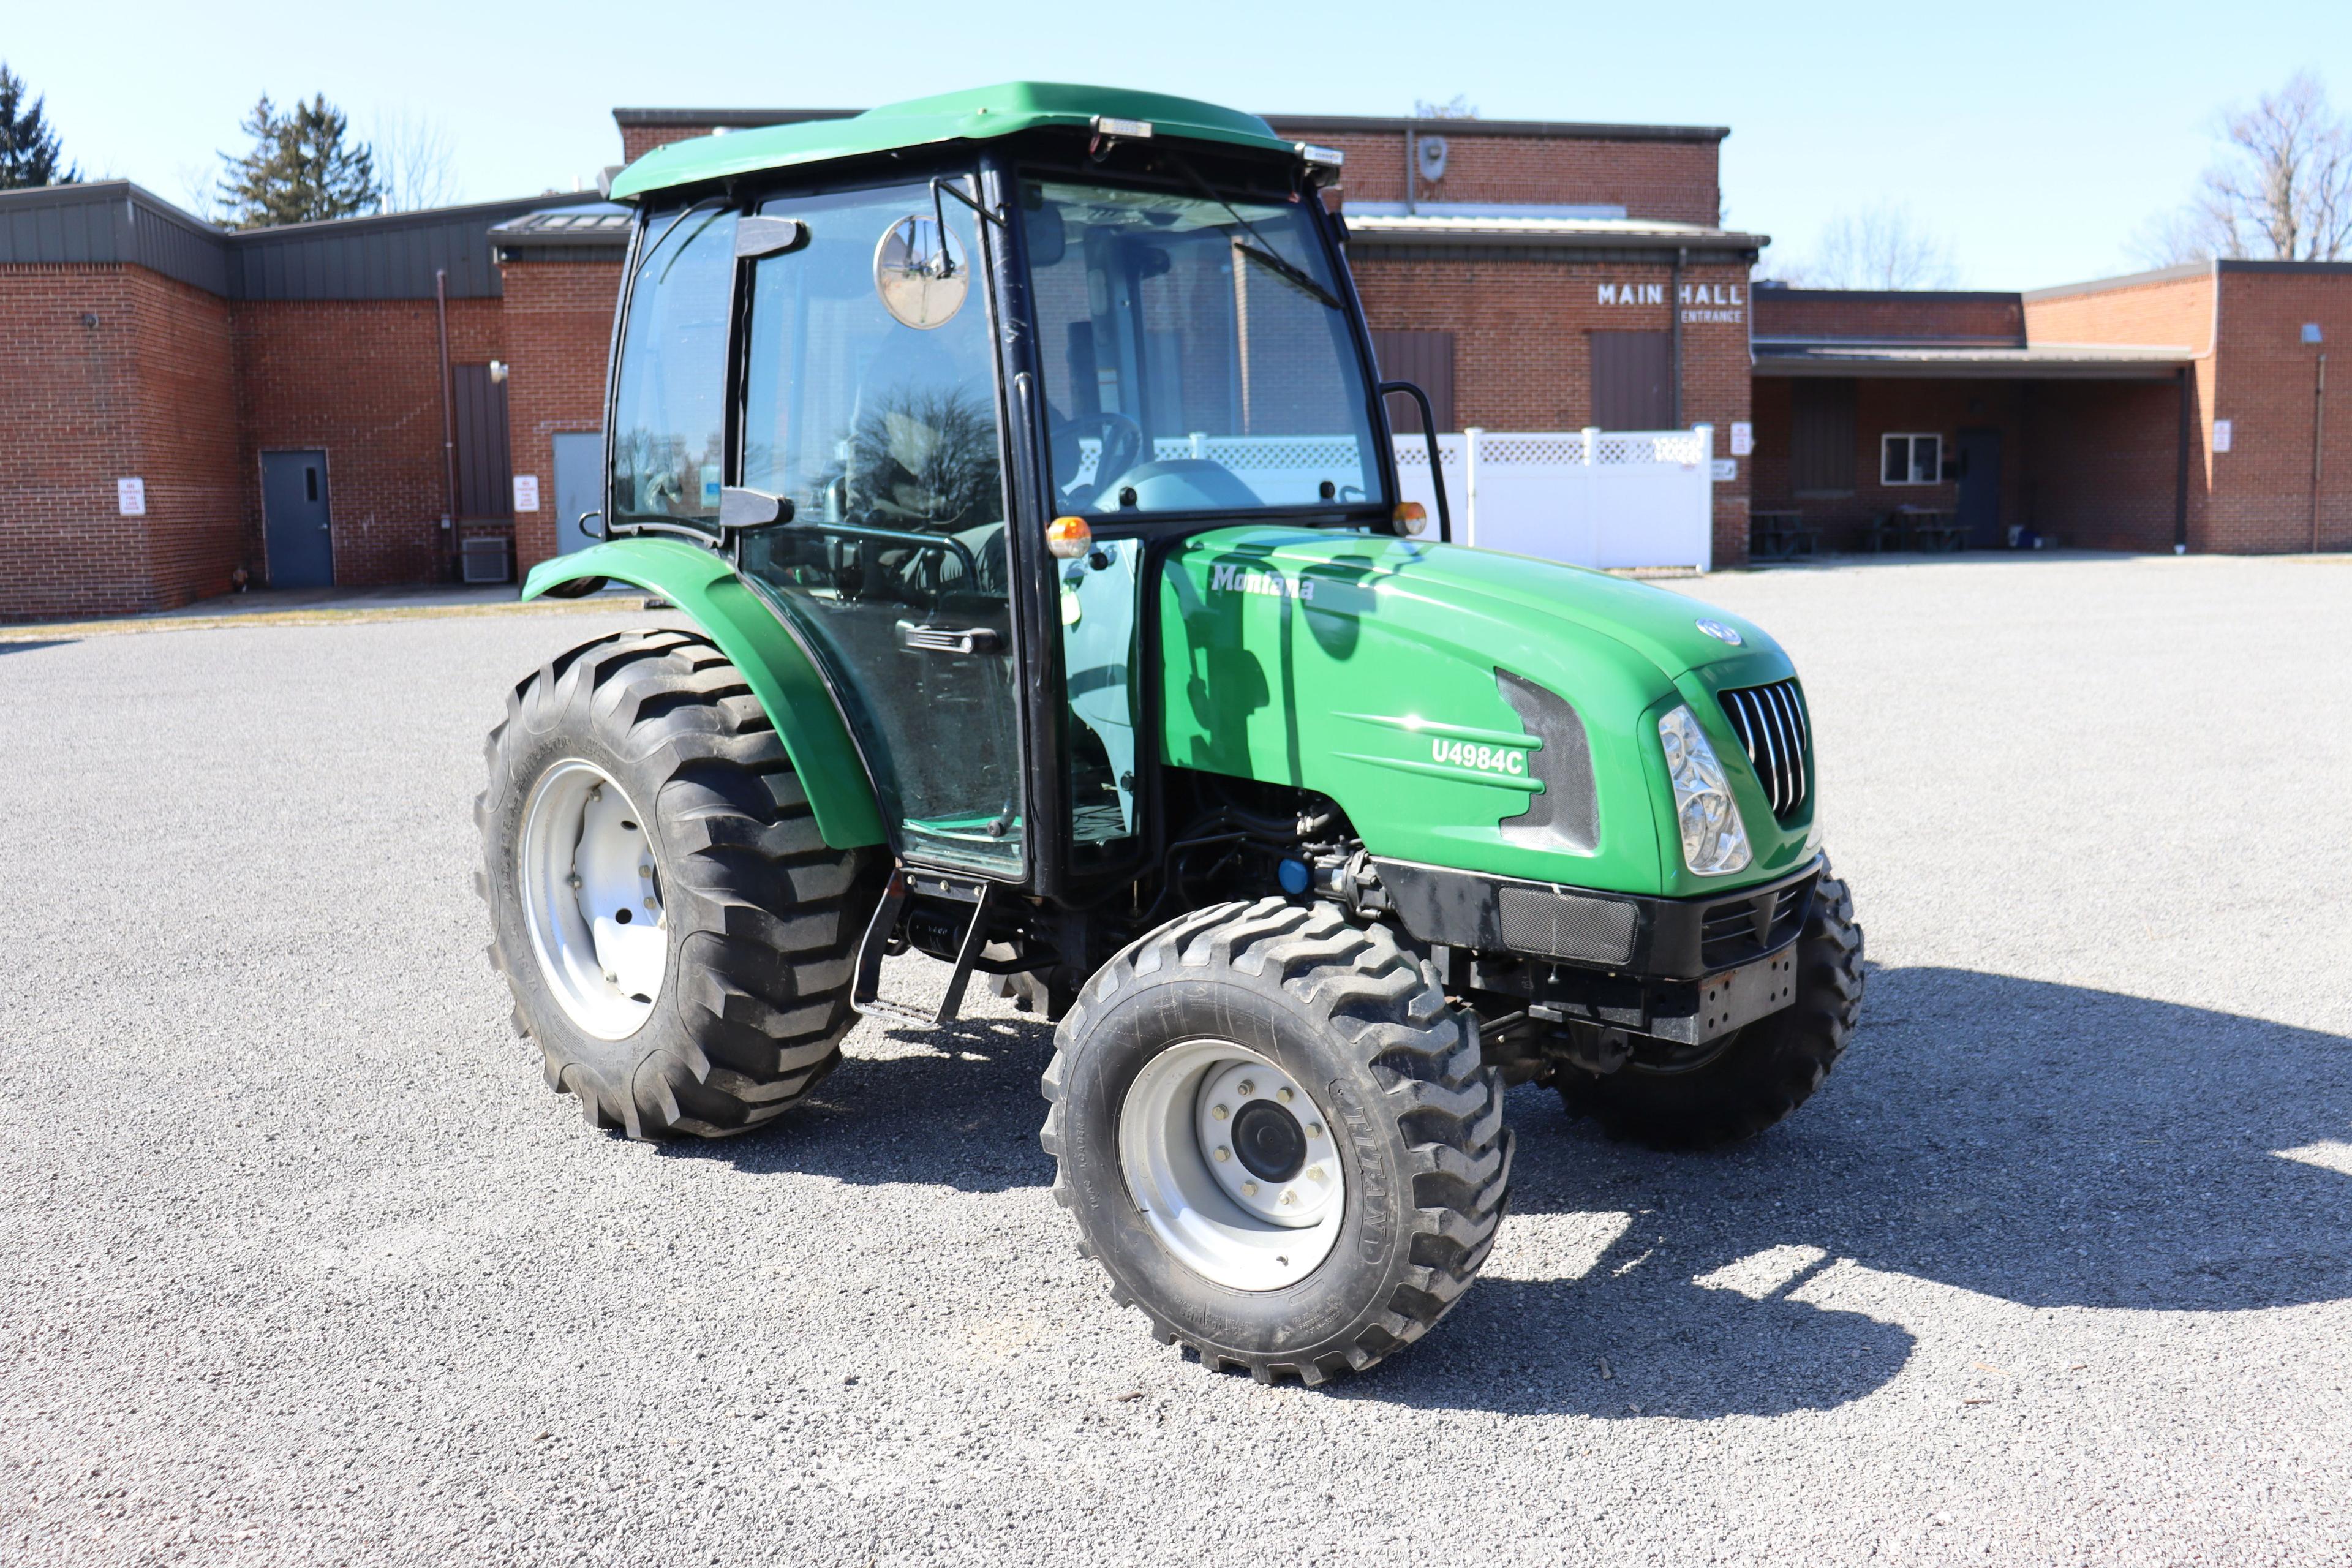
<box><xmin>522</xmin><ymin>538</ymin><xmax>886</xmax><ymax>850</ymax></box>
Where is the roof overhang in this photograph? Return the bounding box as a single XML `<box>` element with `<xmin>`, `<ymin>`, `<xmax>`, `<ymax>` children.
<box><xmin>1753</xmin><ymin>344</ymin><xmax>2192</xmax><ymax>380</ymax></box>
<box><xmin>1342</xmin><ymin>214</ymin><xmax>1764</xmax><ymax>263</ymax></box>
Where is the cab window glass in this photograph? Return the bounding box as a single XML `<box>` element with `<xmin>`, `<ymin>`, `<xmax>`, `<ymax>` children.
<box><xmin>737</xmin><ymin>181</ymin><xmax>1019</xmax><ymax>874</ymax></box>
<box><xmin>611</xmin><ymin>206</ymin><xmax>736</xmax><ymax>528</ymax></box>
<box><xmin>1023</xmin><ymin>177</ymin><xmax>1380</xmax><ymax>516</ymax></box>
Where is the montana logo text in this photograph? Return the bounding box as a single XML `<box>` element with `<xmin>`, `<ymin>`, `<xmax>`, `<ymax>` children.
<box><xmin>1209</xmin><ymin>564</ymin><xmax>1316</xmax><ymax>601</ymax></box>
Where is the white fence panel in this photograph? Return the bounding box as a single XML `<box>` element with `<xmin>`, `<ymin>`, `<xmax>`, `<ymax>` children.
<box><xmin>1080</xmin><ymin>424</ymin><xmax>1713</xmax><ymax>571</ymax></box>
<box><xmin>1397</xmin><ymin>425</ymin><xmax>1711</xmax><ymax>570</ymax></box>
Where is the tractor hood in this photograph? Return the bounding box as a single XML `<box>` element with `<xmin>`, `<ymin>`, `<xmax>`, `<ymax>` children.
<box><xmin>1157</xmin><ymin>527</ymin><xmax>1812</xmax><ymax>899</ymax></box>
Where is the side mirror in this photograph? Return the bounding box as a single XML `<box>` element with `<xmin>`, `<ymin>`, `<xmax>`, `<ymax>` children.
<box><xmin>736</xmin><ymin>216</ymin><xmax>809</xmax><ymax>260</ymax></box>
<box><xmin>875</xmin><ymin>214</ymin><xmax>968</xmax><ymax>329</ymax></box>
<box><xmin>719</xmin><ymin>486</ymin><xmax>794</xmax><ymax>531</ymax></box>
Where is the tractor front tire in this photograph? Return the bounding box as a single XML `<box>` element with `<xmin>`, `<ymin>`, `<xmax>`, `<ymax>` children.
<box><xmin>1042</xmin><ymin>899</ymin><xmax>1512</xmax><ymax>1385</ymax></box>
<box><xmin>477</xmin><ymin>629</ymin><xmax>880</xmax><ymax>1139</ymax></box>
<box><xmin>1557</xmin><ymin>864</ymin><xmax>1864</xmax><ymax>1150</ymax></box>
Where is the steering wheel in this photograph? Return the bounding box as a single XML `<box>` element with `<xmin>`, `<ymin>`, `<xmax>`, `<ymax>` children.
<box><xmin>1051</xmin><ymin>412</ymin><xmax>1146</xmax><ymax>503</ymax></box>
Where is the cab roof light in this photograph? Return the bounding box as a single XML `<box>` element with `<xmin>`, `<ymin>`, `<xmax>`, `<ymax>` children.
<box><xmin>1297</xmin><ymin>143</ymin><xmax>1346</xmax><ymax>169</ymax></box>
<box><xmin>1092</xmin><ymin>116</ymin><xmax>1155</xmax><ymax>140</ymax></box>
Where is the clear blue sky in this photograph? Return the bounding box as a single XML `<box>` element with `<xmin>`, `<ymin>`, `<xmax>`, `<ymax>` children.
<box><xmin>9</xmin><ymin>0</ymin><xmax>2348</xmax><ymax>289</ymax></box>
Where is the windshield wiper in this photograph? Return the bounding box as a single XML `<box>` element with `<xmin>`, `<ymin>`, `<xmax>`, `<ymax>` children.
<box><xmin>1163</xmin><ymin>149</ymin><xmax>1343</xmax><ymax>312</ymax></box>
<box><xmin>1232</xmin><ymin>241</ymin><xmax>1343</xmax><ymax>311</ymax></box>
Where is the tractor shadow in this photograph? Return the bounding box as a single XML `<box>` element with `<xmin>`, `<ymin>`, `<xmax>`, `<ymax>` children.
<box><xmin>1359</xmin><ymin>965</ymin><xmax>2352</xmax><ymax>1417</ymax></box>
<box><xmin>662</xmin><ymin>990</ymin><xmax>1062</xmax><ymax>1194</ymax></box>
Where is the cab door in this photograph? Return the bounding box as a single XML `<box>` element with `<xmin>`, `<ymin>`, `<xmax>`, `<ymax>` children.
<box><xmin>723</xmin><ymin>181</ymin><xmax>1027</xmax><ymax>878</ymax></box>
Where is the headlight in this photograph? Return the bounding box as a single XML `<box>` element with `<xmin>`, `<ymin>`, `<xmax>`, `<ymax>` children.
<box><xmin>1659</xmin><ymin>706</ymin><xmax>1751</xmax><ymax>876</ymax></box>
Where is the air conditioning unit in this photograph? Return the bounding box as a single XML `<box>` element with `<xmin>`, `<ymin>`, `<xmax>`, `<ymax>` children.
<box><xmin>460</xmin><ymin>536</ymin><xmax>511</xmax><ymax>585</ymax></box>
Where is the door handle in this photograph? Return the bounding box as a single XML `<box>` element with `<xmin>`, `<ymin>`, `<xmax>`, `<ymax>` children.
<box><xmin>897</xmin><ymin>620</ymin><xmax>1003</xmax><ymax>656</ymax></box>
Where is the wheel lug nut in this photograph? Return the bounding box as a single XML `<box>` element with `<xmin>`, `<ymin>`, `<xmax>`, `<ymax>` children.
<box><xmin>1241</xmin><ymin>1182</ymin><xmax>1259</xmax><ymax>1197</ymax></box>
<box><xmin>1213</xmin><ymin>1146</ymin><xmax>1230</xmax><ymax>1163</ymax></box>
<box><xmin>643</xmin><ymin>898</ymin><xmax>656</xmax><ymax>910</ymax></box>
<box><xmin>1236</xmin><ymin>1079</ymin><xmax>1254</xmax><ymax>1096</ymax></box>
<box><xmin>1280</xmin><ymin>1189</ymin><xmax>1297</xmax><ymax>1206</ymax></box>
<box><xmin>1306</xmin><ymin>1165</ymin><xmax>1325</xmax><ymax>1182</ymax></box>
<box><xmin>1306</xmin><ymin>1122</ymin><xmax>1324</xmax><ymax>1139</ymax></box>
<box><xmin>1212</xmin><ymin>1104</ymin><xmax>1229</xmax><ymax>1121</ymax></box>
<box><xmin>638</xmin><ymin>865</ymin><xmax>652</xmax><ymax>878</ymax></box>
<box><xmin>1276</xmin><ymin>1087</ymin><xmax>1293</xmax><ymax>1104</ymax></box>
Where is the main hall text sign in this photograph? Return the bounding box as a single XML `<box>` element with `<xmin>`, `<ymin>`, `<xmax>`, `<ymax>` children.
<box><xmin>1596</xmin><ymin>281</ymin><xmax>1745</xmax><ymax>325</ymax></box>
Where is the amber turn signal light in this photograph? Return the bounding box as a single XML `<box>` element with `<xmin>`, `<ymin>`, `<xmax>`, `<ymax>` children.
<box><xmin>1046</xmin><ymin>515</ymin><xmax>1094</xmax><ymax>559</ymax></box>
<box><xmin>1392</xmin><ymin>501</ymin><xmax>1428</xmax><ymax>537</ymax></box>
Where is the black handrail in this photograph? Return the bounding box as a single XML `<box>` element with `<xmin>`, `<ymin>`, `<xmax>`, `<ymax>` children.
<box><xmin>1377</xmin><ymin>380</ymin><xmax>1452</xmax><ymax>544</ymax></box>
<box><xmin>779</xmin><ymin>520</ymin><xmax>984</xmax><ymax>584</ymax></box>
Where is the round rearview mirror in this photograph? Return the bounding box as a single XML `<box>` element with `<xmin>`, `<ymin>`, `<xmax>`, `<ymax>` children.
<box><xmin>874</xmin><ymin>214</ymin><xmax>968</xmax><ymax>330</ymax></box>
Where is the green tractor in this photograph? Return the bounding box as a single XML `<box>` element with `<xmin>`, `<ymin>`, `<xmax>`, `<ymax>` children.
<box><xmin>479</xmin><ymin>82</ymin><xmax>1864</xmax><ymax>1384</ymax></box>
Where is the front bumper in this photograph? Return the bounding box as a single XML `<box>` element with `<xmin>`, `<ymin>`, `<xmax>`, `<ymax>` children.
<box><xmin>1376</xmin><ymin>853</ymin><xmax>1823</xmax><ymax>1050</ymax></box>
<box><xmin>1375</xmin><ymin>853</ymin><xmax>1822</xmax><ymax>981</ymax></box>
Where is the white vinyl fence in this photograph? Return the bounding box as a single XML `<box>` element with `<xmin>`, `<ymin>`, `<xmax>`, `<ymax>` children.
<box><xmin>1395</xmin><ymin>424</ymin><xmax>1716</xmax><ymax>572</ymax></box>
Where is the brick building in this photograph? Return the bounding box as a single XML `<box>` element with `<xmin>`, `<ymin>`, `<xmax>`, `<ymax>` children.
<box><xmin>3</xmin><ymin>96</ymin><xmax>2346</xmax><ymax>621</ymax></box>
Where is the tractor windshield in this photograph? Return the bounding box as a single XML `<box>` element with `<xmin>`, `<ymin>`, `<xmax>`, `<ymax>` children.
<box><xmin>1020</xmin><ymin>176</ymin><xmax>1382</xmax><ymax>516</ymax></box>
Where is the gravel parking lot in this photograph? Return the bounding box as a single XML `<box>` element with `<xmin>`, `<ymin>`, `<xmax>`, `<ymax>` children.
<box><xmin>4</xmin><ymin>552</ymin><xmax>2348</xmax><ymax>1567</ymax></box>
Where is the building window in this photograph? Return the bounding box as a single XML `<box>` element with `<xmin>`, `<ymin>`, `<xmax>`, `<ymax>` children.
<box><xmin>1880</xmin><ymin>432</ymin><xmax>1943</xmax><ymax>486</ymax></box>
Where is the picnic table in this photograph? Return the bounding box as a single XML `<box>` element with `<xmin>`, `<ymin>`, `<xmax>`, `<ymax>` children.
<box><xmin>1751</xmin><ymin>509</ymin><xmax>1816</xmax><ymax>562</ymax></box>
<box><xmin>1868</xmin><ymin>507</ymin><xmax>1966</xmax><ymax>553</ymax></box>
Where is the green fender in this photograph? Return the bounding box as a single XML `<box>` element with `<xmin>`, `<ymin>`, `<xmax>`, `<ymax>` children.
<box><xmin>522</xmin><ymin>537</ymin><xmax>887</xmax><ymax>850</ymax></box>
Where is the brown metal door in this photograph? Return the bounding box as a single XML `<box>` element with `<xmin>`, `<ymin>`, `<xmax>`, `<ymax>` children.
<box><xmin>1589</xmin><ymin>330</ymin><xmax>1675</xmax><ymax>429</ymax></box>
<box><xmin>1789</xmin><ymin>378</ymin><xmax>1858</xmax><ymax>497</ymax></box>
<box><xmin>452</xmin><ymin>364</ymin><xmax>514</xmax><ymax>518</ymax></box>
<box><xmin>1371</xmin><ymin>330</ymin><xmax>1455</xmax><ymax>432</ymax></box>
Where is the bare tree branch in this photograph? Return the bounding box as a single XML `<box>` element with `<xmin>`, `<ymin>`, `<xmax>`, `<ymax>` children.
<box><xmin>1774</xmin><ymin>203</ymin><xmax>1961</xmax><ymax>290</ymax></box>
<box><xmin>2137</xmin><ymin>70</ymin><xmax>2352</xmax><ymax>265</ymax></box>
<box><xmin>371</xmin><ymin>108</ymin><xmax>460</xmax><ymax>213</ymax></box>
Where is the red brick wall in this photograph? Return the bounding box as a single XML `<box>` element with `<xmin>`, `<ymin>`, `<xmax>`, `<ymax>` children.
<box><xmin>620</xmin><ymin>124</ymin><xmax>709</xmax><ymax>163</ymax></box>
<box><xmin>1289</xmin><ymin>130</ymin><xmax>1720</xmax><ymax>225</ymax></box>
<box><xmin>129</xmin><ymin>270</ymin><xmax>246</xmax><ymax>608</ymax></box>
<box><xmin>230</xmin><ymin>297</ymin><xmax>505</xmax><ymax>587</ymax></box>
<box><xmin>2204</xmin><ymin>271</ymin><xmax>2352</xmax><ymax>552</ymax></box>
<box><xmin>1754</xmin><ymin>290</ymin><xmax>2024</xmax><ymax>344</ymax></box>
<box><xmin>1749</xmin><ymin>377</ymin><xmax>2029</xmax><ymax>546</ymax></box>
<box><xmin>0</xmin><ymin>265</ymin><xmax>244</xmax><ymax>620</ymax></box>
<box><xmin>1348</xmin><ymin>253</ymin><xmax>1752</xmax><ymax>562</ymax></box>
<box><xmin>502</xmin><ymin>257</ymin><xmax>624</xmax><ymax>571</ymax></box>
<box><xmin>2023</xmin><ymin>271</ymin><xmax>2212</xmax><ymax>351</ymax></box>
<box><xmin>2026</xmin><ymin>379</ymin><xmax>2188</xmax><ymax>551</ymax></box>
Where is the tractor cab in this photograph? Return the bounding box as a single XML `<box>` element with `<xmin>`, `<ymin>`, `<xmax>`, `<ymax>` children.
<box><xmin>599</xmin><ymin>85</ymin><xmax>1403</xmax><ymax>901</ymax></box>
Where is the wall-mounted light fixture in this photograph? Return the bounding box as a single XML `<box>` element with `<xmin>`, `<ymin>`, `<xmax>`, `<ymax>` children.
<box><xmin>488</xmin><ymin>360</ymin><xmax>510</xmax><ymax>384</ymax></box>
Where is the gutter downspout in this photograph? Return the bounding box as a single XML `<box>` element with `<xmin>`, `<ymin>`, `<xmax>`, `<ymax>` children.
<box><xmin>1670</xmin><ymin>246</ymin><xmax>1686</xmax><ymax>428</ymax></box>
<box><xmin>1403</xmin><ymin>126</ymin><xmax>1417</xmax><ymax>215</ymax></box>
<box><xmin>2174</xmin><ymin>368</ymin><xmax>2190</xmax><ymax>554</ymax></box>
<box><xmin>2312</xmin><ymin>351</ymin><xmax>2328</xmax><ymax>553</ymax></box>
<box><xmin>435</xmin><ymin>268</ymin><xmax>461</xmax><ymax>580</ymax></box>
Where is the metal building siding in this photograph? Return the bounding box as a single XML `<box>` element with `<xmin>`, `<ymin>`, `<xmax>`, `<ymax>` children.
<box><xmin>1371</xmin><ymin>330</ymin><xmax>1456</xmax><ymax>432</ymax></box>
<box><xmin>451</xmin><ymin>365</ymin><xmax>514</xmax><ymax>518</ymax></box>
<box><xmin>1590</xmin><ymin>330</ymin><xmax>1675</xmax><ymax>428</ymax></box>
<box><xmin>1789</xmin><ymin>378</ymin><xmax>1859</xmax><ymax>496</ymax></box>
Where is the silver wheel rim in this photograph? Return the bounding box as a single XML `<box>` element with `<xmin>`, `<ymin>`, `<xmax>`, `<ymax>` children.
<box><xmin>518</xmin><ymin>760</ymin><xmax>665</xmax><ymax>1040</ymax></box>
<box><xmin>1118</xmin><ymin>1040</ymin><xmax>1347</xmax><ymax>1291</ymax></box>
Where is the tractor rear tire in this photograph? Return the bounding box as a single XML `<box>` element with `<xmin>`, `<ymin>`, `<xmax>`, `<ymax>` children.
<box><xmin>1556</xmin><ymin>864</ymin><xmax>1864</xmax><ymax>1150</ymax></box>
<box><xmin>477</xmin><ymin>628</ymin><xmax>880</xmax><ymax>1139</ymax></box>
<box><xmin>1042</xmin><ymin>899</ymin><xmax>1512</xmax><ymax>1385</ymax></box>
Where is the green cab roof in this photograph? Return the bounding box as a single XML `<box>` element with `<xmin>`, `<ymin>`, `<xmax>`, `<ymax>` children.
<box><xmin>608</xmin><ymin>81</ymin><xmax>1300</xmax><ymax>202</ymax></box>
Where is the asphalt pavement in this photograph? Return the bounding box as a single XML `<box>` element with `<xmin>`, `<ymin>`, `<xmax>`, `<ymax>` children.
<box><xmin>2</xmin><ymin>553</ymin><xmax>2347</xmax><ymax>1566</ymax></box>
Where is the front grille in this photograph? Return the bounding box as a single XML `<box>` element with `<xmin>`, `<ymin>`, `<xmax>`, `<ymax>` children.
<box><xmin>1718</xmin><ymin>679</ymin><xmax>1812</xmax><ymax>820</ymax></box>
<box><xmin>1698</xmin><ymin>875</ymin><xmax>1815</xmax><ymax>970</ymax></box>
<box><xmin>1497</xmin><ymin>884</ymin><xmax>1638</xmax><ymax>965</ymax></box>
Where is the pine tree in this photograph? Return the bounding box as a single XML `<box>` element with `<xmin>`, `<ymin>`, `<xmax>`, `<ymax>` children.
<box><xmin>216</xmin><ymin>94</ymin><xmax>382</xmax><ymax>229</ymax></box>
<box><xmin>0</xmin><ymin>62</ymin><xmax>79</xmax><ymax>189</ymax></box>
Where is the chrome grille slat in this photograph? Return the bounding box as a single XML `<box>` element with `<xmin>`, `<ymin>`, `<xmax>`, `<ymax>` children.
<box><xmin>1716</xmin><ymin>678</ymin><xmax>1811</xmax><ymax>822</ymax></box>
